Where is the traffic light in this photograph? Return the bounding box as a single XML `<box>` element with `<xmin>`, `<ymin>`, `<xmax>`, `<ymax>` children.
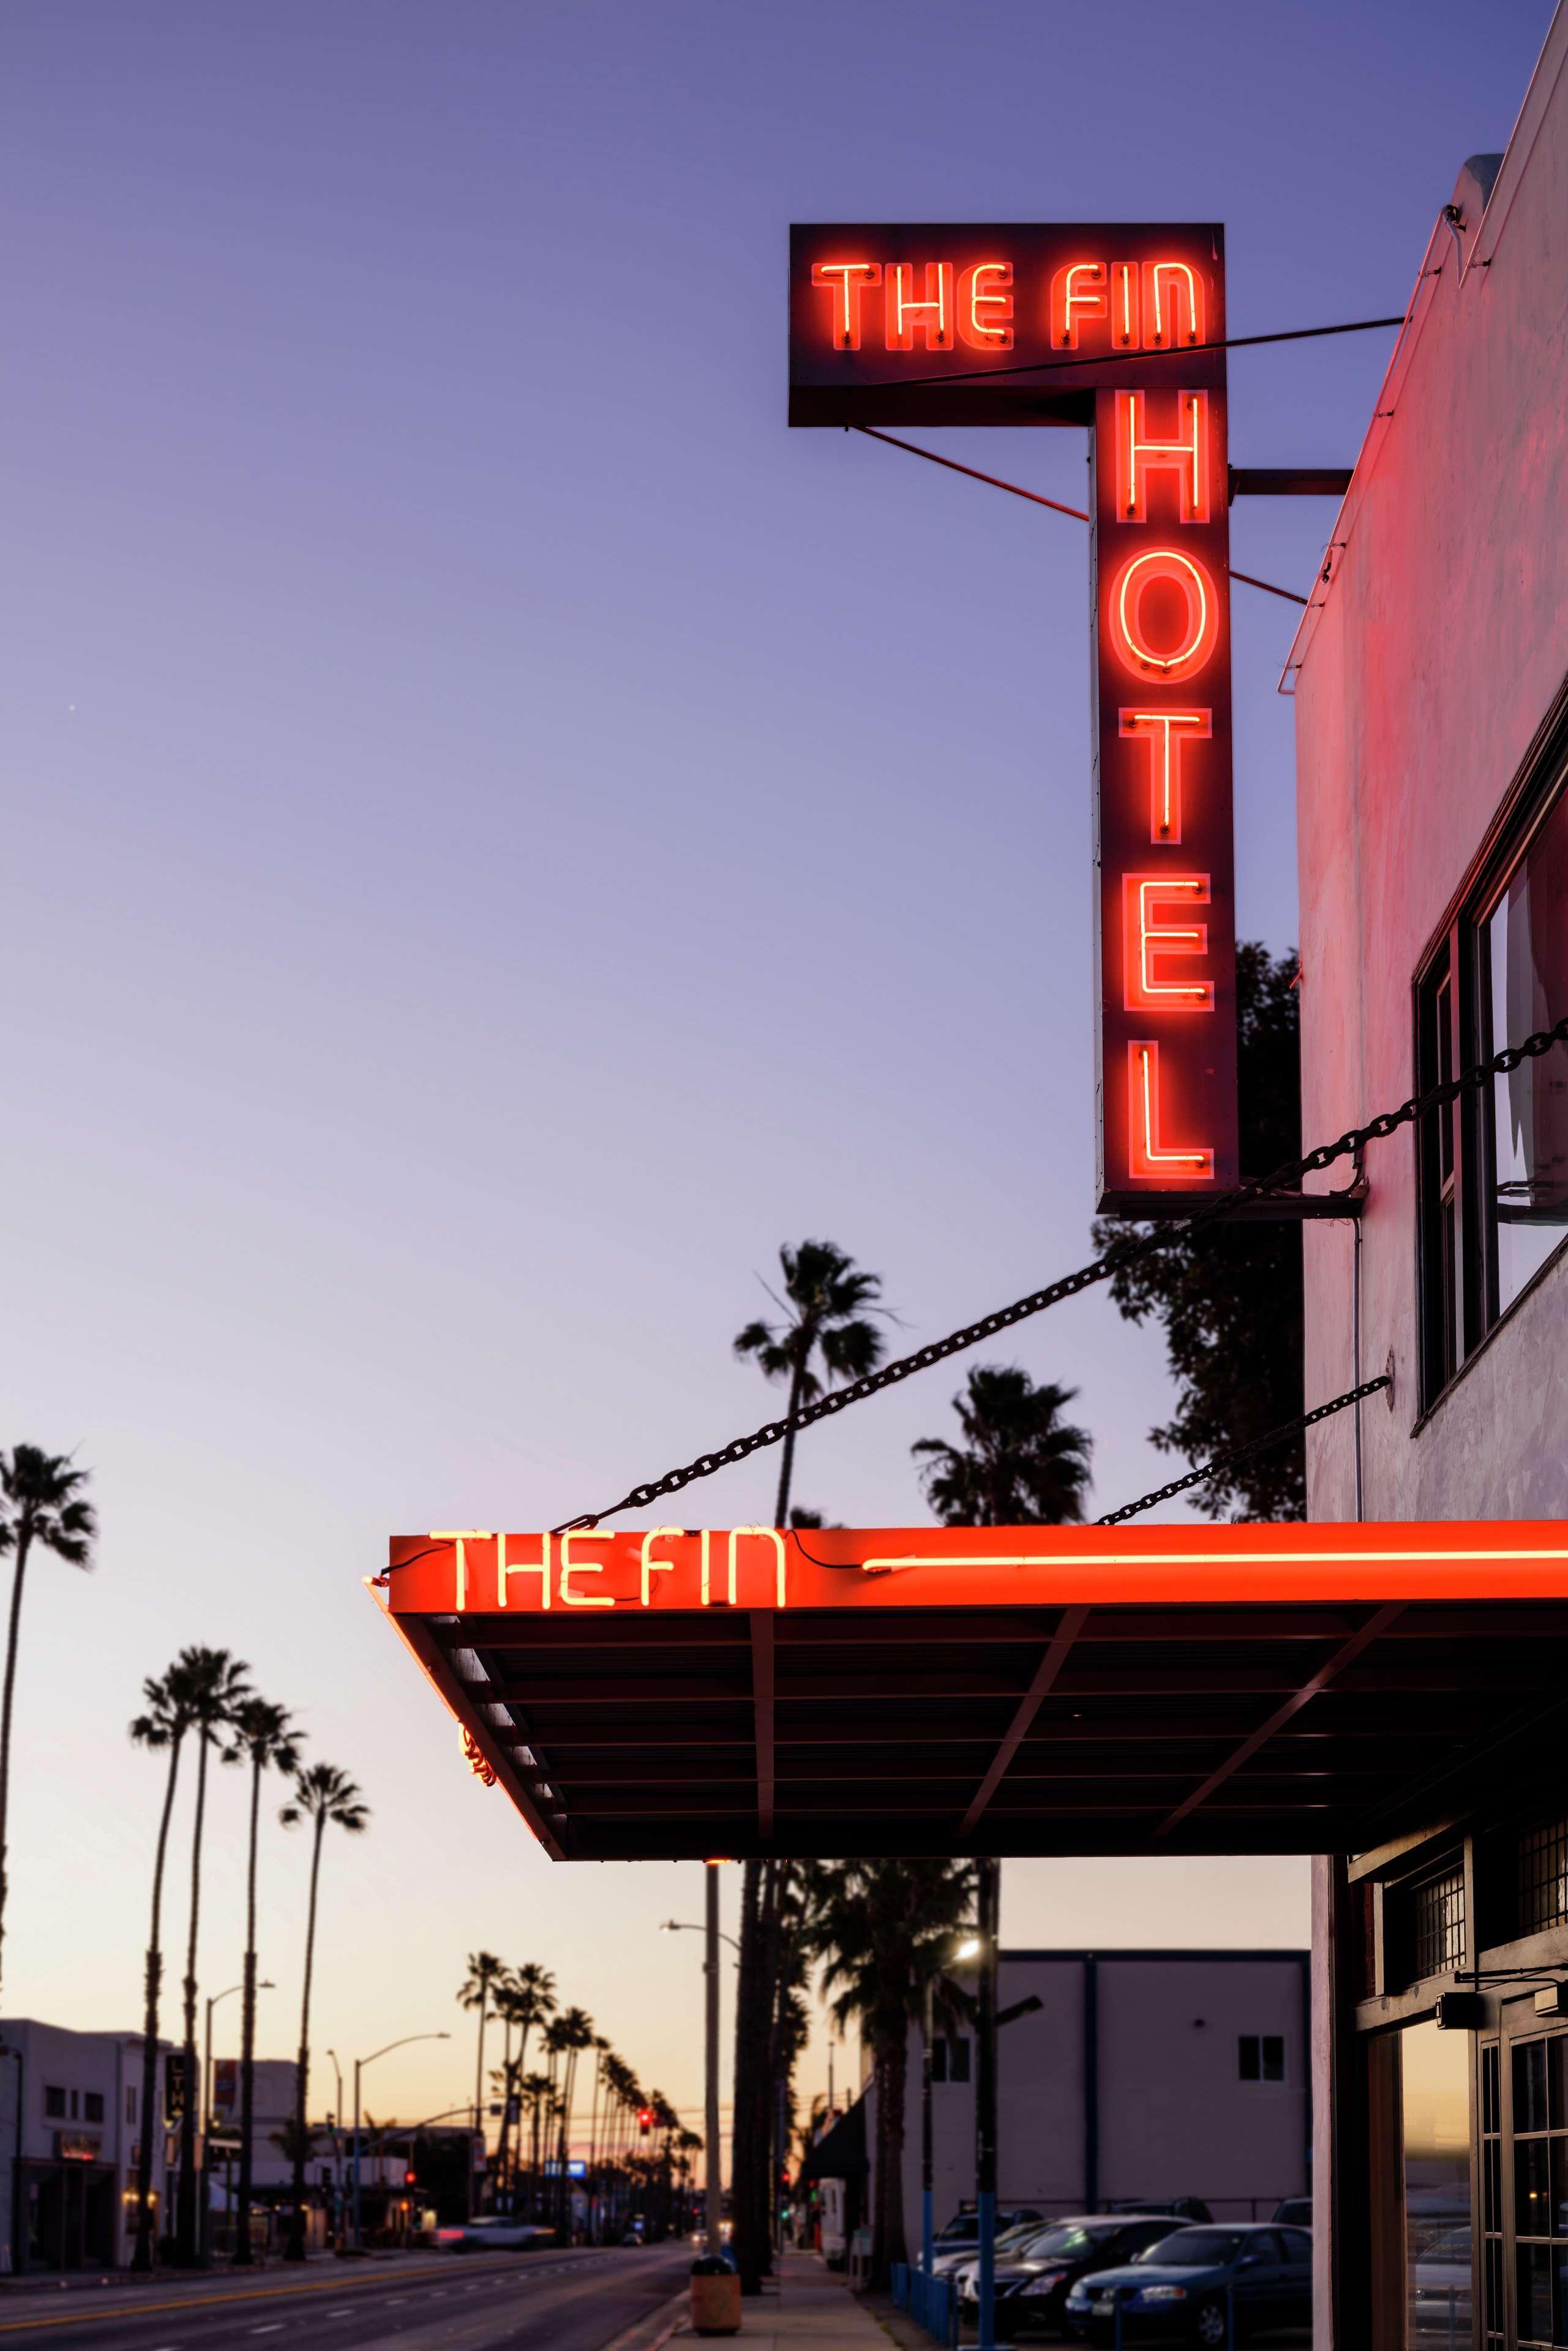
<box><xmin>638</xmin><ymin>2107</ymin><xmax>653</xmax><ymax>2136</ymax></box>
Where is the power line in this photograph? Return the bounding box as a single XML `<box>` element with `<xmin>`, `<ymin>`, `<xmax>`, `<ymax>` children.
<box><xmin>559</xmin><ymin>1013</ymin><xmax>1568</xmax><ymax>1531</ymax></box>
<box><xmin>852</xmin><ymin>423</ymin><xmax>1309</xmax><ymax>606</ymax></box>
<box><xmin>859</xmin><ymin>312</ymin><xmax>1408</xmax><ymax>395</ymax></box>
<box><xmin>1095</xmin><ymin>1374</ymin><xmax>1391</xmax><ymax>1526</ymax></box>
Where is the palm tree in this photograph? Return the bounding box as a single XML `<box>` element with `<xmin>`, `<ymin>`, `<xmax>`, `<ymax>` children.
<box><xmin>733</xmin><ymin>1240</ymin><xmax>886</xmax><ymax>1526</ymax></box>
<box><xmin>129</xmin><ymin>1660</ymin><xmax>197</xmax><ymax>2272</ymax></box>
<box><xmin>520</xmin><ymin>2071</ymin><xmax>553</xmax><ymax>2216</ymax></box>
<box><xmin>458</xmin><ymin>1951</ymin><xmax>506</xmax><ymax>2210</ymax></box>
<box><xmin>808</xmin><ymin>1859</ymin><xmax>977</xmax><ymax>2289</ymax></box>
<box><xmin>222</xmin><ymin>1698</ymin><xmax>304</xmax><ymax>2265</ymax></box>
<box><xmin>280</xmin><ymin>1763</ymin><xmax>369</xmax><ymax>2260</ymax></box>
<box><xmin>493</xmin><ymin>1962</ymin><xmax>557</xmax><ymax>2206</ymax></box>
<box><xmin>0</xmin><ymin>1447</ymin><xmax>94</xmax><ymax>1990</ymax></box>
<box><xmin>913</xmin><ymin>1365</ymin><xmax>1094</xmax><ymax>1525</ymax></box>
<box><xmin>173</xmin><ymin>1649</ymin><xmax>253</xmax><ymax>2264</ymax></box>
<box><xmin>552</xmin><ymin>2006</ymin><xmax>595</xmax><ymax>2236</ymax></box>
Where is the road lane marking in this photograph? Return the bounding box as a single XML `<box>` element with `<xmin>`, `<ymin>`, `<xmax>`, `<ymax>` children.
<box><xmin>0</xmin><ymin>2255</ymin><xmax>555</xmax><ymax>2334</ymax></box>
<box><xmin>250</xmin><ymin>2330</ymin><xmax>285</xmax><ymax>2338</ymax></box>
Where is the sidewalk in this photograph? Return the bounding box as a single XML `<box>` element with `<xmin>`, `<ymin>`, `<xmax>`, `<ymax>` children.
<box><xmin>663</xmin><ymin>2254</ymin><xmax>928</xmax><ymax>2351</ymax></box>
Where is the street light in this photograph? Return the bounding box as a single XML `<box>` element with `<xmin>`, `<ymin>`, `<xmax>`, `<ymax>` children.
<box><xmin>203</xmin><ymin>1979</ymin><xmax>273</xmax><ymax>2260</ymax></box>
<box><xmin>659</xmin><ymin>1919</ymin><xmax>741</xmax><ymax>1954</ymax></box>
<box><xmin>922</xmin><ymin>1933</ymin><xmax>982</xmax><ymax>2279</ymax></box>
<box><xmin>353</xmin><ymin>2033</ymin><xmax>451</xmax><ymax>2251</ymax></box>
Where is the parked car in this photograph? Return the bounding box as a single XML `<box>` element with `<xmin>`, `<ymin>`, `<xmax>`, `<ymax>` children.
<box><xmin>435</xmin><ymin>2218</ymin><xmax>555</xmax><ymax>2252</ymax></box>
<box><xmin>932</xmin><ymin>2217</ymin><xmax>1051</xmax><ymax>2278</ymax></box>
<box><xmin>936</xmin><ymin>2204</ymin><xmax>1044</xmax><ymax>2249</ymax></box>
<box><xmin>1105</xmin><ymin>2197</ymin><xmax>1214</xmax><ymax>2224</ymax></box>
<box><xmin>1270</xmin><ymin>2197</ymin><xmax>1311</xmax><ymax>2230</ymax></box>
<box><xmin>1063</xmin><ymin>2222</ymin><xmax>1312</xmax><ymax>2345</ymax></box>
<box><xmin>959</xmin><ymin>2214</ymin><xmax>1186</xmax><ymax>2334</ymax></box>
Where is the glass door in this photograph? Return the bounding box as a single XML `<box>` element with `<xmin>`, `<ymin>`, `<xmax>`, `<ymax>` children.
<box><xmin>1507</xmin><ymin>2028</ymin><xmax>1568</xmax><ymax>2347</ymax></box>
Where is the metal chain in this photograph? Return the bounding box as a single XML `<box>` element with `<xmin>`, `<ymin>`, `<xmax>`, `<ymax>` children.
<box><xmin>561</xmin><ymin>1013</ymin><xmax>1568</xmax><ymax>1529</ymax></box>
<box><xmin>1095</xmin><ymin>1374</ymin><xmax>1391</xmax><ymax>1526</ymax></box>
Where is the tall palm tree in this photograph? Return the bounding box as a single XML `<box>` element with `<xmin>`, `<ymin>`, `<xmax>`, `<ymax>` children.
<box><xmin>552</xmin><ymin>2006</ymin><xmax>595</xmax><ymax>2235</ymax></box>
<box><xmin>0</xmin><ymin>1447</ymin><xmax>94</xmax><ymax>1990</ymax></box>
<box><xmin>913</xmin><ymin>1365</ymin><xmax>1094</xmax><ymax>1526</ymax></box>
<box><xmin>733</xmin><ymin>1245</ymin><xmax>885</xmax><ymax>2287</ymax></box>
<box><xmin>733</xmin><ymin>1240</ymin><xmax>886</xmax><ymax>1526</ymax></box>
<box><xmin>173</xmin><ymin>1649</ymin><xmax>253</xmax><ymax>2264</ymax></box>
<box><xmin>129</xmin><ymin>1659</ymin><xmax>197</xmax><ymax>2272</ymax></box>
<box><xmin>222</xmin><ymin>1698</ymin><xmax>304</xmax><ymax>2265</ymax></box>
<box><xmin>280</xmin><ymin>1763</ymin><xmax>369</xmax><ymax>2260</ymax></box>
<box><xmin>520</xmin><ymin>2071</ymin><xmax>553</xmax><ymax>2216</ymax></box>
<box><xmin>458</xmin><ymin>1951</ymin><xmax>506</xmax><ymax>2211</ymax></box>
<box><xmin>492</xmin><ymin>1962</ymin><xmax>557</xmax><ymax>2206</ymax></box>
<box><xmin>808</xmin><ymin>1859</ymin><xmax>977</xmax><ymax>2289</ymax></box>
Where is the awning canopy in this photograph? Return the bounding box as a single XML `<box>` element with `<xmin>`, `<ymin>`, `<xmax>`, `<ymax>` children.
<box><xmin>797</xmin><ymin>2097</ymin><xmax>868</xmax><ymax>2183</ymax></box>
<box><xmin>375</xmin><ymin>1521</ymin><xmax>1568</xmax><ymax>1862</ymax></box>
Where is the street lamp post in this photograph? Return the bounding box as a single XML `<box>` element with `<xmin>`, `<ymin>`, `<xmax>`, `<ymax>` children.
<box><xmin>352</xmin><ymin>2033</ymin><xmax>451</xmax><ymax>2252</ymax></box>
<box><xmin>203</xmin><ymin>1980</ymin><xmax>272</xmax><ymax>2261</ymax></box>
<box><xmin>659</xmin><ymin>1898</ymin><xmax>734</xmax><ymax>2259</ymax></box>
<box><xmin>975</xmin><ymin>1860</ymin><xmax>1002</xmax><ymax>2351</ymax></box>
<box><xmin>923</xmin><ymin>1934</ymin><xmax>981</xmax><ymax>2279</ymax></box>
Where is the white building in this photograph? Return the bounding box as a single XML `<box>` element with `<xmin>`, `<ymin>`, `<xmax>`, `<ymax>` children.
<box><xmin>852</xmin><ymin>1948</ymin><xmax>1310</xmax><ymax>2251</ymax></box>
<box><xmin>0</xmin><ymin>2019</ymin><xmax>171</xmax><ymax>2272</ymax></box>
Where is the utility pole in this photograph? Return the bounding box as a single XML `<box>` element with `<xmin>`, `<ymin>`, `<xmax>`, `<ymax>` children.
<box><xmin>975</xmin><ymin>1858</ymin><xmax>1000</xmax><ymax>2351</ymax></box>
<box><xmin>705</xmin><ymin>1862</ymin><xmax>722</xmax><ymax>2258</ymax></box>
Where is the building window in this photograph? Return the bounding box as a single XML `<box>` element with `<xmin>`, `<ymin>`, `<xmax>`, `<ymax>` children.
<box><xmin>1411</xmin><ymin>1859</ymin><xmax>1467</xmax><ymax>1978</ymax></box>
<box><xmin>83</xmin><ymin>2091</ymin><xmax>103</xmax><ymax>2124</ymax></box>
<box><xmin>929</xmin><ymin>2036</ymin><xmax>970</xmax><ymax>2084</ymax></box>
<box><xmin>1417</xmin><ymin>744</ymin><xmax>1568</xmax><ymax>1410</ymax></box>
<box><xmin>42</xmin><ymin>2085</ymin><xmax>65</xmax><ymax>2120</ymax></box>
<box><xmin>126</xmin><ymin>2085</ymin><xmax>137</xmax><ymax>2126</ymax></box>
<box><xmin>1239</xmin><ymin>2035</ymin><xmax>1285</xmax><ymax>2082</ymax></box>
<box><xmin>1519</xmin><ymin>1817</ymin><xmax>1568</xmax><ymax>1936</ymax></box>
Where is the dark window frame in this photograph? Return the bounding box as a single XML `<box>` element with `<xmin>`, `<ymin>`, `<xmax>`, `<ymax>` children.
<box><xmin>1416</xmin><ymin>716</ymin><xmax>1568</xmax><ymax>1417</ymax></box>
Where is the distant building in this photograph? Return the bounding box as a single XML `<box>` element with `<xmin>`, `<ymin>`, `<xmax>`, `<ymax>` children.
<box><xmin>854</xmin><ymin>1949</ymin><xmax>1309</xmax><ymax>2249</ymax></box>
<box><xmin>0</xmin><ymin>2019</ymin><xmax>171</xmax><ymax>2271</ymax></box>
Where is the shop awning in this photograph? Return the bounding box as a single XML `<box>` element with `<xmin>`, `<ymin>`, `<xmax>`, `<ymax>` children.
<box><xmin>797</xmin><ymin>2098</ymin><xmax>868</xmax><ymax>2183</ymax></box>
<box><xmin>373</xmin><ymin>1521</ymin><xmax>1568</xmax><ymax>1862</ymax></box>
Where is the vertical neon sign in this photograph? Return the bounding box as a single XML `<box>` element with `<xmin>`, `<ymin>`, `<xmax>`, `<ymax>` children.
<box><xmin>787</xmin><ymin>223</ymin><xmax>1239</xmax><ymax>1213</ymax></box>
<box><xmin>1093</xmin><ymin>293</ymin><xmax>1237</xmax><ymax>1207</ymax></box>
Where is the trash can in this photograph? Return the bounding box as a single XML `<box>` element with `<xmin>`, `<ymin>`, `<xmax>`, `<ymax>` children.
<box><xmin>691</xmin><ymin>2253</ymin><xmax>741</xmax><ymax>2335</ymax></box>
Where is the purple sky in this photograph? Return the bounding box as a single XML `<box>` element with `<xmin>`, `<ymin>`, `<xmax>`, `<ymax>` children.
<box><xmin>1</xmin><ymin>0</ymin><xmax>1550</xmax><ymax>2133</ymax></box>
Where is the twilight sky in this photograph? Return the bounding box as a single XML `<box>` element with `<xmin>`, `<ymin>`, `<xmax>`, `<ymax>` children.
<box><xmin>0</xmin><ymin>0</ymin><xmax>1551</xmax><ymax>2142</ymax></box>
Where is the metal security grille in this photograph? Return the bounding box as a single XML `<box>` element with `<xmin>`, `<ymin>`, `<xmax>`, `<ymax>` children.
<box><xmin>1519</xmin><ymin>1818</ymin><xmax>1568</xmax><ymax>1936</ymax></box>
<box><xmin>1412</xmin><ymin>1861</ymin><xmax>1467</xmax><ymax>1978</ymax></box>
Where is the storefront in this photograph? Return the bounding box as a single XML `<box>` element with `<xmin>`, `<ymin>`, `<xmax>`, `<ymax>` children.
<box><xmin>20</xmin><ymin>2147</ymin><xmax>119</xmax><ymax>2270</ymax></box>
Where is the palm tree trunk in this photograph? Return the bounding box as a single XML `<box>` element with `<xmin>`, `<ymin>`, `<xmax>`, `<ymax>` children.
<box><xmin>772</xmin><ymin>1346</ymin><xmax>811</xmax><ymax>1526</ymax></box>
<box><xmin>284</xmin><ymin>1815</ymin><xmax>326</xmax><ymax>2261</ymax></box>
<box><xmin>494</xmin><ymin>2017</ymin><xmax>513</xmax><ymax>2205</ymax></box>
<box><xmin>234</xmin><ymin>1753</ymin><xmax>263</xmax><ymax>2265</ymax></box>
<box><xmin>132</xmin><ymin>1728</ymin><xmax>184</xmax><ymax>2273</ymax></box>
<box><xmin>471</xmin><ymin>1983</ymin><xmax>488</xmax><ymax>2216</ymax></box>
<box><xmin>732</xmin><ymin>1857</ymin><xmax>773</xmax><ymax>2292</ymax></box>
<box><xmin>872</xmin><ymin>2035</ymin><xmax>910</xmax><ymax>2289</ymax></box>
<box><xmin>176</xmin><ymin>1730</ymin><xmax>212</xmax><ymax>2265</ymax></box>
<box><xmin>0</xmin><ymin>1527</ymin><xmax>34</xmax><ymax>1996</ymax></box>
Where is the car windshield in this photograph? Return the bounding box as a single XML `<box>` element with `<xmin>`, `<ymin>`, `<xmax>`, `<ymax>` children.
<box><xmin>1138</xmin><ymin>2230</ymin><xmax>1244</xmax><ymax>2267</ymax></box>
<box><xmin>1019</xmin><ymin>2224</ymin><xmax>1115</xmax><ymax>2260</ymax></box>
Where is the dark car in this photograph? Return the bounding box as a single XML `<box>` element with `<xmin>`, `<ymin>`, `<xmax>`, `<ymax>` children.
<box><xmin>960</xmin><ymin>2214</ymin><xmax>1187</xmax><ymax>2334</ymax></box>
<box><xmin>1270</xmin><ymin>2197</ymin><xmax>1311</xmax><ymax>2230</ymax></box>
<box><xmin>934</xmin><ymin>2217</ymin><xmax>1054</xmax><ymax>2279</ymax></box>
<box><xmin>1063</xmin><ymin>2222</ymin><xmax>1312</xmax><ymax>2346</ymax></box>
<box><xmin>1106</xmin><ymin>2197</ymin><xmax>1214</xmax><ymax>2224</ymax></box>
<box><xmin>935</xmin><ymin>2205</ymin><xmax>1044</xmax><ymax>2249</ymax></box>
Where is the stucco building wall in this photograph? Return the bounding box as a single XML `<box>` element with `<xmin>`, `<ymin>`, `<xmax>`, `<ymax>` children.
<box><xmin>1291</xmin><ymin>1</ymin><xmax>1568</xmax><ymax>1520</ymax></box>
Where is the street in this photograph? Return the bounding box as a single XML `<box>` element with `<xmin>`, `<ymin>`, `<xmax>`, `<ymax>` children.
<box><xmin>0</xmin><ymin>2247</ymin><xmax>688</xmax><ymax>2351</ymax></box>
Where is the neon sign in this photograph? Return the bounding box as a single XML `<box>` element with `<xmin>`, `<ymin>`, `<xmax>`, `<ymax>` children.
<box><xmin>387</xmin><ymin>1524</ymin><xmax>1568</xmax><ymax>1614</ymax></box>
<box><xmin>789</xmin><ymin>225</ymin><xmax>1239</xmax><ymax>1210</ymax></box>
